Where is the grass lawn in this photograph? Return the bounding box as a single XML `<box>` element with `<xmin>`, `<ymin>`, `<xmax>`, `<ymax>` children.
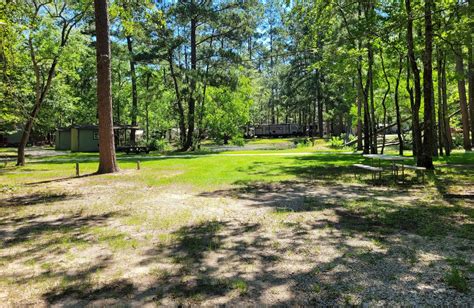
<box><xmin>0</xmin><ymin>146</ymin><xmax>473</xmax><ymax>305</ymax></box>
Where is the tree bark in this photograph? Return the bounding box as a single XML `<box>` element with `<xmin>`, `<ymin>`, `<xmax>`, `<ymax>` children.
<box><xmin>419</xmin><ymin>0</ymin><xmax>434</xmax><ymax>169</ymax></box>
<box><xmin>406</xmin><ymin>0</ymin><xmax>423</xmax><ymax>159</ymax></box>
<box><xmin>394</xmin><ymin>54</ymin><xmax>404</xmax><ymax>156</ymax></box>
<box><xmin>367</xmin><ymin>40</ymin><xmax>377</xmax><ymax>154</ymax></box>
<box><xmin>437</xmin><ymin>49</ymin><xmax>444</xmax><ymax>156</ymax></box>
<box><xmin>454</xmin><ymin>46</ymin><xmax>472</xmax><ymax>151</ymax></box>
<box><xmin>468</xmin><ymin>31</ymin><xmax>474</xmax><ymax>145</ymax></box>
<box><xmin>317</xmin><ymin>74</ymin><xmax>324</xmax><ymax>138</ymax></box>
<box><xmin>380</xmin><ymin>49</ymin><xmax>390</xmax><ymax>154</ymax></box>
<box><xmin>167</xmin><ymin>50</ymin><xmax>186</xmax><ymax>146</ymax></box>
<box><xmin>182</xmin><ymin>17</ymin><xmax>197</xmax><ymax>151</ymax></box>
<box><xmin>441</xmin><ymin>52</ymin><xmax>452</xmax><ymax>155</ymax></box>
<box><xmin>145</xmin><ymin>72</ymin><xmax>150</xmax><ymax>144</ymax></box>
<box><xmin>468</xmin><ymin>0</ymin><xmax>474</xmax><ymax>145</ymax></box>
<box><xmin>126</xmin><ymin>36</ymin><xmax>138</xmax><ymax>145</ymax></box>
<box><xmin>94</xmin><ymin>0</ymin><xmax>118</xmax><ymax>174</ymax></box>
<box><xmin>16</xmin><ymin>3</ymin><xmax>82</xmax><ymax>165</ymax></box>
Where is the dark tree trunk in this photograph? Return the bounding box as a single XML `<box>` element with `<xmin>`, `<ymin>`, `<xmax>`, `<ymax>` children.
<box><xmin>419</xmin><ymin>0</ymin><xmax>434</xmax><ymax>169</ymax></box>
<box><xmin>441</xmin><ymin>52</ymin><xmax>452</xmax><ymax>155</ymax></box>
<box><xmin>167</xmin><ymin>50</ymin><xmax>186</xmax><ymax>146</ymax></box>
<box><xmin>94</xmin><ymin>0</ymin><xmax>118</xmax><ymax>174</ymax></box>
<box><xmin>317</xmin><ymin>75</ymin><xmax>324</xmax><ymax>138</ymax></box>
<box><xmin>455</xmin><ymin>47</ymin><xmax>472</xmax><ymax>151</ymax></box>
<box><xmin>182</xmin><ymin>18</ymin><xmax>197</xmax><ymax>151</ymax></box>
<box><xmin>356</xmin><ymin>89</ymin><xmax>363</xmax><ymax>150</ymax></box>
<box><xmin>16</xmin><ymin>59</ymin><xmax>57</xmax><ymax>166</ymax></box>
<box><xmin>437</xmin><ymin>49</ymin><xmax>444</xmax><ymax>156</ymax></box>
<box><xmin>406</xmin><ymin>0</ymin><xmax>423</xmax><ymax>159</ymax></box>
<box><xmin>380</xmin><ymin>49</ymin><xmax>390</xmax><ymax>154</ymax></box>
<box><xmin>368</xmin><ymin>41</ymin><xmax>377</xmax><ymax>154</ymax></box>
<box><xmin>357</xmin><ymin>45</ymin><xmax>371</xmax><ymax>154</ymax></box>
<box><xmin>145</xmin><ymin>73</ymin><xmax>150</xmax><ymax>143</ymax></box>
<box><xmin>468</xmin><ymin>23</ymin><xmax>474</xmax><ymax>145</ymax></box>
<box><xmin>395</xmin><ymin>55</ymin><xmax>404</xmax><ymax>156</ymax></box>
<box><xmin>406</xmin><ymin>55</ymin><xmax>416</xmax><ymax>155</ymax></box>
<box><xmin>126</xmin><ymin>36</ymin><xmax>138</xmax><ymax>145</ymax></box>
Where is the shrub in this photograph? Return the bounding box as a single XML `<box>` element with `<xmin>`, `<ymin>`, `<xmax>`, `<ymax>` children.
<box><xmin>148</xmin><ymin>138</ymin><xmax>169</xmax><ymax>152</ymax></box>
<box><xmin>452</xmin><ymin>133</ymin><xmax>464</xmax><ymax>149</ymax></box>
<box><xmin>293</xmin><ymin>137</ymin><xmax>311</xmax><ymax>148</ymax></box>
<box><xmin>230</xmin><ymin>135</ymin><xmax>245</xmax><ymax>147</ymax></box>
<box><xmin>329</xmin><ymin>136</ymin><xmax>345</xmax><ymax>149</ymax></box>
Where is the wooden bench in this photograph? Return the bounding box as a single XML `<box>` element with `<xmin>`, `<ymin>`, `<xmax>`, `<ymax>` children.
<box><xmin>396</xmin><ymin>164</ymin><xmax>426</xmax><ymax>183</ymax></box>
<box><xmin>353</xmin><ymin>163</ymin><xmax>383</xmax><ymax>181</ymax></box>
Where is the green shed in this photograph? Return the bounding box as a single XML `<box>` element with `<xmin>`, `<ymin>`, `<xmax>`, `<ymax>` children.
<box><xmin>55</xmin><ymin>125</ymin><xmax>142</xmax><ymax>152</ymax></box>
<box><xmin>70</xmin><ymin>125</ymin><xmax>99</xmax><ymax>152</ymax></box>
<box><xmin>55</xmin><ymin>128</ymin><xmax>71</xmax><ymax>150</ymax></box>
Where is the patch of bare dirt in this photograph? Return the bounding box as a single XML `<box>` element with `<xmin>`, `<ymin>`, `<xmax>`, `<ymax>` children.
<box><xmin>1</xmin><ymin>178</ymin><xmax>473</xmax><ymax>306</ymax></box>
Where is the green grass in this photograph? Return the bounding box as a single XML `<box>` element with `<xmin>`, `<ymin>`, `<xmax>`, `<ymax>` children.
<box><xmin>0</xmin><ymin>146</ymin><xmax>473</xmax><ymax>304</ymax></box>
<box><xmin>444</xmin><ymin>268</ymin><xmax>469</xmax><ymax>293</ymax></box>
<box><xmin>230</xmin><ymin>278</ymin><xmax>248</xmax><ymax>294</ymax></box>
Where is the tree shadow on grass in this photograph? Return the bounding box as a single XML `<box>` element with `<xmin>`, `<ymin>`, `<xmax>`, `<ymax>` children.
<box><xmin>48</xmin><ymin>216</ymin><xmax>473</xmax><ymax>305</ymax></box>
<box><xmin>23</xmin><ymin>173</ymin><xmax>96</xmax><ymax>186</ymax></box>
<box><xmin>0</xmin><ymin>191</ymin><xmax>81</xmax><ymax>207</ymax></box>
<box><xmin>0</xmin><ymin>210</ymin><xmax>129</xmax><ymax>305</ymax></box>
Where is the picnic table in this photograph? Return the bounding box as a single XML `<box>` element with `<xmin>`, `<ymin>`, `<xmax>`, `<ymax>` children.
<box><xmin>363</xmin><ymin>154</ymin><xmax>407</xmax><ymax>176</ymax></box>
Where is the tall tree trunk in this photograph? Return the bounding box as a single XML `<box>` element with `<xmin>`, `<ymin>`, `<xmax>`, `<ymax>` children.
<box><xmin>468</xmin><ymin>25</ymin><xmax>474</xmax><ymax>145</ymax></box>
<box><xmin>395</xmin><ymin>54</ymin><xmax>404</xmax><ymax>156</ymax></box>
<box><xmin>167</xmin><ymin>50</ymin><xmax>186</xmax><ymax>146</ymax></box>
<box><xmin>196</xmin><ymin>31</ymin><xmax>215</xmax><ymax>149</ymax></box>
<box><xmin>16</xmin><ymin>3</ymin><xmax>82</xmax><ymax>165</ymax></box>
<box><xmin>441</xmin><ymin>51</ymin><xmax>452</xmax><ymax>155</ymax></box>
<box><xmin>183</xmin><ymin>17</ymin><xmax>197</xmax><ymax>151</ymax></box>
<box><xmin>94</xmin><ymin>0</ymin><xmax>118</xmax><ymax>174</ymax></box>
<box><xmin>357</xmin><ymin>42</ymin><xmax>371</xmax><ymax>154</ymax></box>
<box><xmin>16</xmin><ymin>57</ymin><xmax>57</xmax><ymax>166</ymax></box>
<box><xmin>317</xmin><ymin>74</ymin><xmax>324</xmax><ymax>138</ymax></box>
<box><xmin>406</xmin><ymin>55</ymin><xmax>416</xmax><ymax>155</ymax></box>
<box><xmin>145</xmin><ymin>73</ymin><xmax>150</xmax><ymax>144</ymax></box>
<box><xmin>356</xmin><ymin>92</ymin><xmax>363</xmax><ymax>150</ymax></box>
<box><xmin>419</xmin><ymin>0</ymin><xmax>434</xmax><ymax>169</ymax></box>
<box><xmin>437</xmin><ymin>48</ymin><xmax>445</xmax><ymax>156</ymax></box>
<box><xmin>454</xmin><ymin>46</ymin><xmax>472</xmax><ymax>151</ymax></box>
<box><xmin>126</xmin><ymin>36</ymin><xmax>138</xmax><ymax>145</ymax></box>
<box><xmin>380</xmin><ymin>49</ymin><xmax>390</xmax><ymax>154</ymax></box>
<box><xmin>368</xmin><ymin>41</ymin><xmax>377</xmax><ymax>154</ymax></box>
<box><xmin>406</xmin><ymin>0</ymin><xmax>423</xmax><ymax>159</ymax></box>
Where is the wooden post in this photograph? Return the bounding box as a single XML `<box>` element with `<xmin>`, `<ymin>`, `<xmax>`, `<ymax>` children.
<box><xmin>137</xmin><ymin>161</ymin><xmax>140</xmax><ymax>170</ymax></box>
<box><xmin>76</xmin><ymin>162</ymin><xmax>80</xmax><ymax>177</ymax></box>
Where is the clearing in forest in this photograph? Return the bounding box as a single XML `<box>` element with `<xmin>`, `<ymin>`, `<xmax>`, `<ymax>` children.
<box><xmin>0</xmin><ymin>148</ymin><xmax>473</xmax><ymax>305</ymax></box>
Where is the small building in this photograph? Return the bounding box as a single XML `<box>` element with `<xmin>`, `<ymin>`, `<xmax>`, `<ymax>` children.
<box><xmin>0</xmin><ymin>130</ymin><xmax>22</xmax><ymax>146</ymax></box>
<box><xmin>70</xmin><ymin>125</ymin><xmax>100</xmax><ymax>152</ymax></box>
<box><xmin>55</xmin><ymin>128</ymin><xmax>71</xmax><ymax>150</ymax></box>
<box><xmin>55</xmin><ymin>125</ymin><xmax>142</xmax><ymax>152</ymax></box>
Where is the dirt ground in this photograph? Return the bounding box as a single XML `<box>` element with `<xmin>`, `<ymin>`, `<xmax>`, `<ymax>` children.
<box><xmin>0</xmin><ymin>168</ymin><xmax>473</xmax><ymax>306</ymax></box>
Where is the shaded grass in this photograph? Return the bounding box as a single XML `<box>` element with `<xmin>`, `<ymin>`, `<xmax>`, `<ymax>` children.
<box><xmin>0</xmin><ymin>148</ymin><xmax>473</xmax><ymax>304</ymax></box>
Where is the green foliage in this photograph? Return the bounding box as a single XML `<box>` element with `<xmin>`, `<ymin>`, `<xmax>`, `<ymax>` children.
<box><xmin>230</xmin><ymin>136</ymin><xmax>245</xmax><ymax>147</ymax></box>
<box><xmin>328</xmin><ymin>136</ymin><xmax>345</xmax><ymax>149</ymax></box>
<box><xmin>293</xmin><ymin>137</ymin><xmax>312</xmax><ymax>148</ymax></box>
<box><xmin>230</xmin><ymin>278</ymin><xmax>248</xmax><ymax>294</ymax></box>
<box><xmin>205</xmin><ymin>71</ymin><xmax>254</xmax><ymax>144</ymax></box>
<box><xmin>148</xmin><ymin>138</ymin><xmax>169</xmax><ymax>152</ymax></box>
<box><xmin>444</xmin><ymin>268</ymin><xmax>469</xmax><ymax>293</ymax></box>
